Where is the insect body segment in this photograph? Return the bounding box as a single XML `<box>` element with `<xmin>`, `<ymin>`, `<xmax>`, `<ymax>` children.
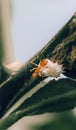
<box><xmin>31</xmin><ymin>59</ymin><xmax>63</xmax><ymax>78</ymax></box>
<box><xmin>32</xmin><ymin>67</ymin><xmax>41</xmax><ymax>78</ymax></box>
<box><xmin>31</xmin><ymin>59</ymin><xmax>48</xmax><ymax>78</ymax></box>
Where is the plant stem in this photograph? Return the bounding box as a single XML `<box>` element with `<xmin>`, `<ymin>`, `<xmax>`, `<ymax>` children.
<box><xmin>0</xmin><ymin>0</ymin><xmax>16</xmax><ymax>64</ymax></box>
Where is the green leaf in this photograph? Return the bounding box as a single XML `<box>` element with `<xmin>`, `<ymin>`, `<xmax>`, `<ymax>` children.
<box><xmin>0</xmin><ymin>12</ymin><xmax>76</xmax><ymax>117</ymax></box>
<box><xmin>0</xmin><ymin>78</ymin><xmax>76</xmax><ymax>129</ymax></box>
<box><xmin>31</xmin><ymin>111</ymin><xmax>76</xmax><ymax>130</ymax></box>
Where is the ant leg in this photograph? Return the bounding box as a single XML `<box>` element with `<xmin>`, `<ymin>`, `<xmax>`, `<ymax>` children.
<box><xmin>30</xmin><ymin>61</ymin><xmax>38</xmax><ymax>67</ymax></box>
<box><xmin>30</xmin><ymin>56</ymin><xmax>39</xmax><ymax>67</ymax></box>
<box><xmin>30</xmin><ymin>56</ymin><xmax>39</xmax><ymax>73</ymax></box>
<box><xmin>38</xmin><ymin>72</ymin><xmax>45</xmax><ymax>77</ymax></box>
<box><xmin>30</xmin><ymin>67</ymin><xmax>37</xmax><ymax>72</ymax></box>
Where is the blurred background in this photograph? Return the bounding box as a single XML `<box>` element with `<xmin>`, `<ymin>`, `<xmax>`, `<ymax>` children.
<box><xmin>1</xmin><ymin>0</ymin><xmax>76</xmax><ymax>129</ymax></box>
<box><xmin>11</xmin><ymin>0</ymin><xmax>76</xmax><ymax>63</ymax></box>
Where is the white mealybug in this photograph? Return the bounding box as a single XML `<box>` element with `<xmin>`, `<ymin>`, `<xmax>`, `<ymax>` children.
<box><xmin>30</xmin><ymin>59</ymin><xmax>63</xmax><ymax>78</ymax></box>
